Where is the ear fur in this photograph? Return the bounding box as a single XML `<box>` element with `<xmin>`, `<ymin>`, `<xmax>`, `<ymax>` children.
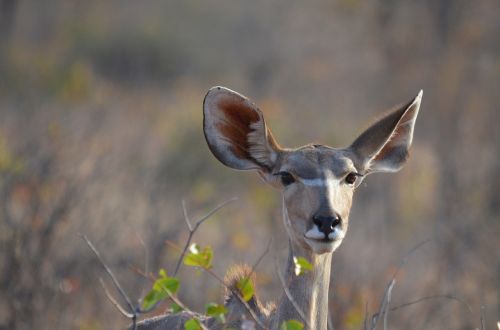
<box><xmin>350</xmin><ymin>90</ymin><xmax>422</xmax><ymax>173</ymax></box>
<box><xmin>203</xmin><ymin>86</ymin><xmax>281</xmax><ymax>171</ymax></box>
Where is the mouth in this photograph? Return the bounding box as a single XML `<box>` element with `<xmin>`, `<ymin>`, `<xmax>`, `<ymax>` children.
<box><xmin>304</xmin><ymin>236</ymin><xmax>335</xmax><ymax>243</ymax></box>
<box><xmin>304</xmin><ymin>225</ymin><xmax>345</xmax><ymax>242</ymax></box>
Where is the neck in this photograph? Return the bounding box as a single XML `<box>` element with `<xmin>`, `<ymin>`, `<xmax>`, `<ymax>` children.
<box><xmin>272</xmin><ymin>239</ymin><xmax>333</xmax><ymax>330</ymax></box>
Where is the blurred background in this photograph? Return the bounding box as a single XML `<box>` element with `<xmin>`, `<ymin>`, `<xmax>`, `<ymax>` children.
<box><xmin>0</xmin><ymin>0</ymin><xmax>498</xmax><ymax>329</ymax></box>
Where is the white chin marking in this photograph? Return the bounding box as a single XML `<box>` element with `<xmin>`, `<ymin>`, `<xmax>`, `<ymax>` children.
<box><xmin>305</xmin><ymin>225</ymin><xmax>325</xmax><ymax>240</ymax></box>
<box><xmin>305</xmin><ymin>226</ymin><xmax>345</xmax><ymax>253</ymax></box>
<box><xmin>328</xmin><ymin>227</ymin><xmax>345</xmax><ymax>240</ymax></box>
<box><xmin>307</xmin><ymin>238</ymin><xmax>342</xmax><ymax>254</ymax></box>
<box><xmin>305</xmin><ymin>225</ymin><xmax>345</xmax><ymax>241</ymax></box>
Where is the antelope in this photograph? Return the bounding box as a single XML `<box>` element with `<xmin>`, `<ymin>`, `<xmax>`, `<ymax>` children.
<box><xmin>136</xmin><ymin>86</ymin><xmax>422</xmax><ymax>330</ymax></box>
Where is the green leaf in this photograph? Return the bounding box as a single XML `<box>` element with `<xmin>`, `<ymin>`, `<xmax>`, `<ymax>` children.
<box><xmin>236</xmin><ymin>277</ymin><xmax>254</xmax><ymax>302</ymax></box>
<box><xmin>183</xmin><ymin>244</ymin><xmax>213</xmax><ymax>269</ymax></box>
<box><xmin>153</xmin><ymin>277</ymin><xmax>180</xmax><ymax>295</ymax></box>
<box><xmin>184</xmin><ymin>318</ymin><xmax>202</xmax><ymax>330</ymax></box>
<box><xmin>142</xmin><ymin>289</ymin><xmax>163</xmax><ymax>310</ymax></box>
<box><xmin>206</xmin><ymin>303</ymin><xmax>228</xmax><ymax>323</ymax></box>
<box><xmin>205</xmin><ymin>302</ymin><xmax>228</xmax><ymax>316</ymax></box>
<box><xmin>281</xmin><ymin>320</ymin><xmax>304</xmax><ymax>330</ymax></box>
<box><xmin>293</xmin><ymin>256</ymin><xmax>313</xmax><ymax>276</ymax></box>
<box><xmin>171</xmin><ymin>302</ymin><xmax>183</xmax><ymax>313</ymax></box>
<box><xmin>141</xmin><ymin>269</ymin><xmax>180</xmax><ymax>310</ymax></box>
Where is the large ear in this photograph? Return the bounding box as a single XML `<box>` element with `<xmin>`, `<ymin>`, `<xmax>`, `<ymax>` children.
<box><xmin>203</xmin><ymin>86</ymin><xmax>281</xmax><ymax>172</ymax></box>
<box><xmin>349</xmin><ymin>90</ymin><xmax>422</xmax><ymax>174</ymax></box>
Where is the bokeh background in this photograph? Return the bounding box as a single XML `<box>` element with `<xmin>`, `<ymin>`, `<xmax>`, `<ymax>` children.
<box><xmin>0</xmin><ymin>1</ymin><xmax>499</xmax><ymax>329</ymax></box>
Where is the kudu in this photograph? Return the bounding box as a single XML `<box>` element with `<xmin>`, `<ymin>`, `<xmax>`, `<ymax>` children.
<box><xmin>136</xmin><ymin>86</ymin><xmax>422</xmax><ymax>330</ymax></box>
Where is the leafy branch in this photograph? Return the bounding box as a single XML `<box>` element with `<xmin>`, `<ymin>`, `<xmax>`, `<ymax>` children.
<box><xmin>174</xmin><ymin>198</ymin><xmax>237</xmax><ymax>276</ymax></box>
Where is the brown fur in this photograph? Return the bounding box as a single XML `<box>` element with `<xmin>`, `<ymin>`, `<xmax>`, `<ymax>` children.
<box><xmin>217</xmin><ymin>98</ymin><xmax>260</xmax><ymax>161</ymax></box>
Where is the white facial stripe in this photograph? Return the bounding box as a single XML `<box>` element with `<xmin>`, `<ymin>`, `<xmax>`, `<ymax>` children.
<box><xmin>301</xmin><ymin>178</ymin><xmax>335</xmax><ymax>187</ymax></box>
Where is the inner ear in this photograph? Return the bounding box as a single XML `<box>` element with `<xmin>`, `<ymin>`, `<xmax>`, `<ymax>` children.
<box><xmin>203</xmin><ymin>86</ymin><xmax>281</xmax><ymax>171</ymax></box>
<box><xmin>349</xmin><ymin>90</ymin><xmax>422</xmax><ymax>174</ymax></box>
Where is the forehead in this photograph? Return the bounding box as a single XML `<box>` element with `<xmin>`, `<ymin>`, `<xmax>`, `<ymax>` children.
<box><xmin>280</xmin><ymin>145</ymin><xmax>355</xmax><ymax>178</ymax></box>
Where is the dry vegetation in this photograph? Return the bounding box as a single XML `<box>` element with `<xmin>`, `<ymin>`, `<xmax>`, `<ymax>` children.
<box><xmin>0</xmin><ymin>0</ymin><xmax>498</xmax><ymax>329</ymax></box>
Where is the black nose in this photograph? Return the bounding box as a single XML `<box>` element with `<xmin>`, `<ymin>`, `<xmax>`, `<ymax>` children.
<box><xmin>312</xmin><ymin>214</ymin><xmax>341</xmax><ymax>237</ymax></box>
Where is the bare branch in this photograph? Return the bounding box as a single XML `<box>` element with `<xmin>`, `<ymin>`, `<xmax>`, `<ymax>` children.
<box><xmin>363</xmin><ymin>301</ymin><xmax>369</xmax><ymax>330</ymax></box>
<box><xmin>389</xmin><ymin>294</ymin><xmax>473</xmax><ymax>314</ymax></box>
<box><xmin>80</xmin><ymin>234</ymin><xmax>135</xmax><ymax>314</ymax></box>
<box><xmin>392</xmin><ymin>239</ymin><xmax>431</xmax><ymax>280</ymax></box>
<box><xmin>99</xmin><ymin>278</ymin><xmax>134</xmax><ymax>318</ymax></box>
<box><xmin>382</xmin><ymin>280</ymin><xmax>395</xmax><ymax>330</ymax></box>
<box><xmin>82</xmin><ymin>199</ymin><xmax>236</xmax><ymax>330</ymax></box>
<box><xmin>136</xmin><ymin>233</ymin><xmax>149</xmax><ymax>299</ymax></box>
<box><xmin>274</xmin><ymin>255</ymin><xmax>312</xmax><ymax>330</ymax></box>
<box><xmin>173</xmin><ymin>197</ymin><xmax>237</xmax><ymax>276</ymax></box>
<box><xmin>371</xmin><ymin>239</ymin><xmax>431</xmax><ymax>330</ymax></box>
<box><xmin>480</xmin><ymin>305</ymin><xmax>485</xmax><ymax>330</ymax></box>
<box><xmin>371</xmin><ymin>279</ymin><xmax>395</xmax><ymax>330</ymax></box>
<box><xmin>181</xmin><ymin>199</ymin><xmax>193</xmax><ymax>231</ymax></box>
<box><xmin>248</xmin><ymin>237</ymin><xmax>272</xmax><ymax>278</ymax></box>
<box><xmin>193</xmin><ymin>197</ymin><xmax>238</xmax><ymax>230</ymax></box>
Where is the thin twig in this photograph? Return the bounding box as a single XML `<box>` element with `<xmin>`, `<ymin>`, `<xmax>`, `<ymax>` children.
<box><xmin>371</xmin><ymin>239</ymin><xmax>431</xmax><ymax>330</ymax></box>
<box><xmin>248</xmin><ymin>238</ymin><xmax>272</xmax><ymax>280</ymax></box>
<box><xmin>99</xmin><ymin>278</ymin><xmax>134</xmax><ymax>318</ymax></box>
<box><xmin>389</xmin><ymin>294</ymin><xmax>473</xmax><ymax>314</ymax></box>
<box><xmin>364</xmin><ymin>301</ymin><xmax>369</xmax><ymax>330</ymax></box>
<box><xmin>173</xmin><ymin>197</ymin><xmax>237</xmax><ymax>276</ymax></box>
<box><xmin>371</xmin><ymin>280</ymin><xmax>395</xmax><ymax>330</ymax></box>
<box><xmin>274</xmin><ymin>255</ymin><xmax>312</xmax><ymax>330</ymax></box>
<box><xmin>182</xmin><ymin>200</ymin><xmax>193</xmax><ymax>231</ymax></box>
<box><xmin>80</xmin><ymin>234</ymin><xmax>135</xmax><ymax>314</ymax></box>
<box><xmin>80</xmin><ymin>234</ymin><xmax>138</xmax><ymax>329</ymax></box>
<box><xmin>480</xmin><ymin>305</ymin><xmax>485</xmax><ymax>330</ymax></box>
<box><xmin>382</xmin><ymin>280</ymin><xmax>395</xmax><ymax>330</ymax></box>
<box><xmin>136</xmin><ymin>233</ymin><xmax>149</xmax><ymax>299</ymax></box>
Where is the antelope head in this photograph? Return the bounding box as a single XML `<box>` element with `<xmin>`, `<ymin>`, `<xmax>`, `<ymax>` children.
<box><xmin>203</xmin><ymin>86</ymin><xmax>421</xmax><ymax>255</ymax></box>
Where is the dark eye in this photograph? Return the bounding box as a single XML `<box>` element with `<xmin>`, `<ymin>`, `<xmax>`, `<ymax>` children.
<box><xmin>345</xmin><ymin>173</ymin><xmax>358</xmax><ymax>185</ymax></box>
<box><xmin>277</xmin><ymin>171</ymin><xmax>295</xmax><ymax>186</ymax></box>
